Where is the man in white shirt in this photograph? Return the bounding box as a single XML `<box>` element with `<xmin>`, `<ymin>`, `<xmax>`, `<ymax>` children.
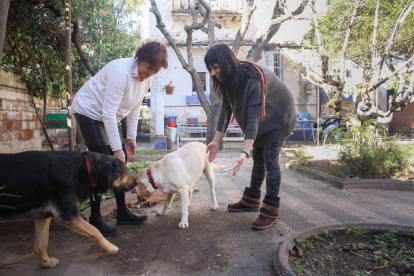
<box><xmin>71</xmin><ymin>41</ymin><xmax>168</xmax><ymax>236</ymax></box>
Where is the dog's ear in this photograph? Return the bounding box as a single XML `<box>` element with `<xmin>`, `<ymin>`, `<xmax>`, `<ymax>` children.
<box><xmin>135</xmin><ymin>181</ymin><xmax>147</xmax><ymax>200</ymax></box>
<box><xmin>97</xmin><ymin>158</ymin><xmax>124</xmax><ymax>188</ymax></box>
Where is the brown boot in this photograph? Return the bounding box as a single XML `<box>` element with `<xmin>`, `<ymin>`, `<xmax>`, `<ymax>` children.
<box><xmin>228</xmin><ymin>188</ymin><xmax>260</xmax><ymax>212</ymax></box>
<box><xmin>252</xmin><ymin>203</ymin><xmax>279</xmax><ymax>230</ymax></box>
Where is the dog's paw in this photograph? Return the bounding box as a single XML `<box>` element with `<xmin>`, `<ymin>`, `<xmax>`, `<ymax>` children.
<box><xmin>211</xmin><ymin>204</ymin><xmax>219</xmax><ymax>211</ymax></box>
<box><xmin>156</xmin><ymin>211</ymin><xmax>166</xmax><ymax>216</ymax></box>
<box><xmin>178</xmin><ymin>221</ymin><xmax>189</xmax><ymax>228</ymax></box>
<box><xmin>104</xmin><ymin>244</ymin><xmax>119</xmax><ymax>254</ymax></box>
<box><xmin>41</xmin><ymin>257</ymin><xmax>60</xmax><ymax>268</ymax></box>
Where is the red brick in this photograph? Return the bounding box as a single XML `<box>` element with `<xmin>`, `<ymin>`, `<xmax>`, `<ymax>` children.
<box><xmin>389</xmin><ymin>103</ymin><xmax>414</xmax><ymax>131</ymax></box>
<box><xmin>4</xmin><ymin>121</ymin><xmax>13</xmax><ymax>131</ymax></box>
<box><xmin>0</xmin><ymin>111</ymin><xmax>5</xmax><ymax>121</ymax></box>
<box><xmin>32</xmin><ymin>113</ymin><xmax>39</xmax><ymax>121</ymax></box>
<box><xmin>18</xmin><ymin>130</ymin><xmax>34</xmax><ymax>140</ymax></box>
<box><xmin>0</xmin><ymin>99</ymin><xmax>2</xmax><ymax>109</ymax></box>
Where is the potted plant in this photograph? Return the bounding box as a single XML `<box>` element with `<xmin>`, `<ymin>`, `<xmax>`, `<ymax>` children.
<box><xmin>165</xmin><ymin>81</ymin><xmax>174</xmax><ymax>95</ymax></box>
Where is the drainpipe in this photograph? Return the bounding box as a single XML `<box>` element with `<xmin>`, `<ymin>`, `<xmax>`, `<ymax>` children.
<box><xmin>153</xmin><ymin>70</ymin><xmax>167</xmax><ymax>149</ymax></box>
<box><xmin>317</xmin><ymin>86</ymin><xmax>320</xmax><ymax>147</ymax></box>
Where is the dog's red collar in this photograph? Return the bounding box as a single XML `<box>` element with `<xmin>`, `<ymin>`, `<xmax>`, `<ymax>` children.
<box><xmin>146</xmin><ymin>168</ymin><xmax>158</xmax><ymax>189</ymax></box>
<box><xmin>84</xmin><ymin>156</ymin><xmax>96</xmax><ymax>188</ymax></box>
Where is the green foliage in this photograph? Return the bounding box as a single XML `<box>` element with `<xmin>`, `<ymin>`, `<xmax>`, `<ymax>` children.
<box><xmin>294</xmin><ymin>148</ymin><xmax>314</xmax><ymax>167</ymax></box>
<box><xmin>2</xmin><ymin>0</ymin><xmax>143</xmax><ymax>97</ymax></box>
<box><xmin>338</xmin><ymin>127</ymin><xmax>413</xmax><ymax>179</ymax></box>
<box><xmin>304</xmin><ymin>0</ymin><xmax>414</xmax><ymax>71</ymax></box>
<box><xmin>136</xmin><ymin>150</ymin><xmax>159</xmax><ymax>156</ymax></box>
<box><xmin>327</xmin><ymin>166</ymin><xmax>350</xmax><ymax>178</ymax></box>
<box><xmin>138</xmin><ymin>160</ymin><xmax>151</xmax><ymax>170</ymax></box>
<box><xmin>343</xmin><ymin>221</ymin><xmax>368</xmax><ymax>238</ymax></box>
<box><xmin>0</xmin><ymin>185</ymin><xmax>20</xmax><ymax>209</ymax></box>
<box><xmin>78</xmin><ymin>191</ymin><xmax>115</xmax><ymax>212</ymax></box>
<box><xmin>127</xmin><ymin>162</ymin><xmax>138</xmax><ymax>173</ymax></box>
<box><xmin>72</xmin><ymin>0</ymin><xmax>143</xmax><ymax>76</ymax></box>
<box><xmin>2</xmin><ymin>0</ymin><xmax>67</xmax><ymax>97</ymax></box>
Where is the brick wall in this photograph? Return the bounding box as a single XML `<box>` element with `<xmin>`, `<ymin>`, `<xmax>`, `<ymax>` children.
<box><xmin>0</xmin><ymin>69</ymin><xmax>63</xmax><ymax>153</ymax></box>
<box><xmin>388</xmin><ymin>103</ymin><xmax>414</xmax><ymax>131</ymax></box>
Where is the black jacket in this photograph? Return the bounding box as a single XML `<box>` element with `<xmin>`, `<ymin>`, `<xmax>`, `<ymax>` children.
<box><xmin>216</xmin><ymin>65</ymin><xmax>296</xmax><ymax>148</ymax></box>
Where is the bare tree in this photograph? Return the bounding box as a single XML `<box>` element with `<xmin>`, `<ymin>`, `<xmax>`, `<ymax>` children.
<box><xmin>290</xmin><ymin>0</ymin><xmax>414</xmax><ymax>127</ymax></box>
<box><xmin>150</xmin><ymin>0</ymin><xmax>309</xmax><ymax>143</ymax></box>
<box><xmin>0</xmin><ymin>0</ymin><xmax>10</xmax><ymax>62</ymax></box>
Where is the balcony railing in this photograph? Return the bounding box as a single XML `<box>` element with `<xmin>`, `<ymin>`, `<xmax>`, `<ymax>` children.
<box><xmin>172</xmin><ymin>0</ymin><xmax>244</xmax><ymax>12</ymax></box>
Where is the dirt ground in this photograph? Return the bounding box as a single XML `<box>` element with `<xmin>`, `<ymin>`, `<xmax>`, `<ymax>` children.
<box><xmin>2</xmin><ymin>142</ymin><xmax>414</xmax><ymax>275</ymax></box>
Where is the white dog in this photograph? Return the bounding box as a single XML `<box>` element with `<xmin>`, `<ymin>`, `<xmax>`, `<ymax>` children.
<box><xmin>135</xmin><ymin>142</ymin><xmax>224</xmax><ymax>228</ymax></box>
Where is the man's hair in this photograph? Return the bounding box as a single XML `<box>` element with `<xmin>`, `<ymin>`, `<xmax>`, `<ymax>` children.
<box><xmin>135</xmin><ymin>41</ymin><xmax>168</xmax><ymax>69</ymax></box>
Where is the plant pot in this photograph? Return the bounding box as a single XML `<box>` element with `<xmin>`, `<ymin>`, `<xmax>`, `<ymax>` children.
<box><xmin>165</xmin><ymin>86</ymin><xmax>174</xmax><ymax>95</ymax></box>
<box><xmin>274</xmin><ymin>223</ymin><xmax>414</xmax><ymax>276</ymax></box>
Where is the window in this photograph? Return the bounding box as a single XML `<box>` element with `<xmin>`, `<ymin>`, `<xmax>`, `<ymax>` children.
<box><xmin>326</xmin><ymin>67</ymin><xmax>340</xmax><ymax>81</ymax></box>
<box><xmin>192</xmin><ymin>72</ymin><xmax>207</xmax><ymax>93</ymax></box>
<box><xmin>273</xmin><ymin>48</ymin><xmax>284</xmax><ymax>80</ymax></box>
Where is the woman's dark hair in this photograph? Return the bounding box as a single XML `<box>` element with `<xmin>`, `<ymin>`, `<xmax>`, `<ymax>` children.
<box><xmin>135</xmin><ymin>41</ymin><xmax>168</xmax><ymax>69</ymax></box>
<box><xmin>204</xmin><ymin>44</ymin><xmax>265</xmax><ymax>128</ymax></box>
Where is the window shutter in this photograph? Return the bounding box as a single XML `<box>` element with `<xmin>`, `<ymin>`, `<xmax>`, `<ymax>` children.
<box><xmin>193</xmin><ymin>52</ymin><xmax>207</xmax><ymax>72</ymax></box>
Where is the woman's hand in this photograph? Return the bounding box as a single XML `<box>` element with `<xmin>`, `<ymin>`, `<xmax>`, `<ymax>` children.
<box><xmin>114</xmin><ymin>149</ymin><xmax>126</xmax><ymax>164</ymax></box>
<box><xmin>126</xmin><ymin>139</ymin><xmax>137</xmax><ymax>159</ymax></box>
<box><xmin>206</xmin><ymin>141</ymin><xmax>219</xmax><ymax>163</ymax></box>
<box><xmin>233</xmin><ymin>139</ymin><xmax>254</xmax><ymax>176</ymax></box>
<box><xmin>233</xmin><ymin>152</ymin><xmax>248</xmax><ymax>176</ymax></box>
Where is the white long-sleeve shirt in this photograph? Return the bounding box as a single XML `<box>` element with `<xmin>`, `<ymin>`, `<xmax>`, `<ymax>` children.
<box><xmin>70</xmin><ymin>58</ymin><xmax>151</xmax><ymax>151</ymax></box>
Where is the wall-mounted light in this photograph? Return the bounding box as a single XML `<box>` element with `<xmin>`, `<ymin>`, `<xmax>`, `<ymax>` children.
<box><xmin>305</xmin><ymin>83</ymin><xmax>312</xmax><ymax>95</ymax></box>
<box><xmin>356</xmin><ymin>83</ymin><xmax>362</xmax><ymax>94</ymax></box>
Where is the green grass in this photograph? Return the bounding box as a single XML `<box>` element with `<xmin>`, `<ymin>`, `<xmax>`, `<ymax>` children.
<box><xmin>135</xmin><ymin>150</ymin><xmax>159</xmax><ymax>156</ymax></box>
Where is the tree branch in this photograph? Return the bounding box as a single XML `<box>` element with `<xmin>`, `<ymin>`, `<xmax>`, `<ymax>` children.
<box><xmin>72</xmin><ymin>19</ymin><xmax>97</xmax><ymax>76</ymax></box>
<box><xmin>378</xmin><ymin>1</ymin><xmax>414</xmax><ymax>76</ymax></box>
<box><xmin>370</xmin><ymin>0</ymin><xmax>380</xmax><ymax>72</ymax></box>
<box><xmin>233</xmin><ymin>0</ymin><xmax>256</xmax><ymax>55</ymax></box>
<box><xmin>247</xmin><ymin>0</ymin><xmax>309</xmax><ymax>62</ymax></box>
<box><xmin>340</xmin><ymin>0</ymin><xmax>362</xmax><ymax>81</ymax></box>
<box><xmin>370</xmin><ymin>54</ymin><xmax>414</xmax><ymax>92</ymax></box>
<box><xmin>150</xmin><ymin>0</ymin><xmax>189</xmax><ymax>69</ymax></box>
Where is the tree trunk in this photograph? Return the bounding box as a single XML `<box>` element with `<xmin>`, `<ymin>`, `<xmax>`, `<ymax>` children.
<box><xmin>0</xmin><ymin>0</ymin><xmax>10</xmax><ymax>62</ymax></box>
<box><xmin>65</xmin><ymin>0</ymin><xmax>74</xmax><ymax>151</ymax></box>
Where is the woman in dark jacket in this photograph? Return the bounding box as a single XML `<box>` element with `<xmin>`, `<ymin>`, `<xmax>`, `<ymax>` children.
<box><xmin>205</xmin><ymin>44</ymin><xmax>296</xmax><ymax>230</ymax></box>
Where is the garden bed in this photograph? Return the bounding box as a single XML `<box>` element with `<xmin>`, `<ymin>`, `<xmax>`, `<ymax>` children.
<box><xmin>274</xmin><ymin>223</ymin><xmax>414</xmax><ymax>276</ymax></box>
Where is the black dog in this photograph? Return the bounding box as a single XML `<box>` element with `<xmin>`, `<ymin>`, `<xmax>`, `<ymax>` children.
<box><xmin>0</xmin><ymin>150</ymin><xmax>137</xmax><ymax>268</ymax></box>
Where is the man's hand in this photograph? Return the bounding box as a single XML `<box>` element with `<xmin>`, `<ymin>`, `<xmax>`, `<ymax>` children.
<box><xmin>126</xmin><ymin>139</ymin><xmax>137</xmax><ymax>159</ymax></box>
<box><xmin>114</xmin><ymin>149</ymin><xmax>126</xmax><ymax>164</ymax></box>
<box><xmin>206</xmin><ymin>141</ymin><xmax>219</xmax><ymax>163</ymax></box>
<box><xmin>233</xmin><ymin>152</ymin><xmax>248</xmax><ymax>176</ymax></box>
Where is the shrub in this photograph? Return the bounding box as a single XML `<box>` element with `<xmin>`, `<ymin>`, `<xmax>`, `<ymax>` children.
<box><xmin>294</xmin><ymin>148</ymin><xmax>314</xmax><ymax>167</ymax></box>
<box><xmin>338</xmin><ymin>128</ymin><xmax>413</xmax><ymax>179</ymax></box>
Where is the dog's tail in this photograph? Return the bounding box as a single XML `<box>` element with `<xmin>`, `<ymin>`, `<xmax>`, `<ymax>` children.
<box><xmin>212</xmin><ymin>163</ymin><xmax>224</xmax><ymax>171</ymax></box>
